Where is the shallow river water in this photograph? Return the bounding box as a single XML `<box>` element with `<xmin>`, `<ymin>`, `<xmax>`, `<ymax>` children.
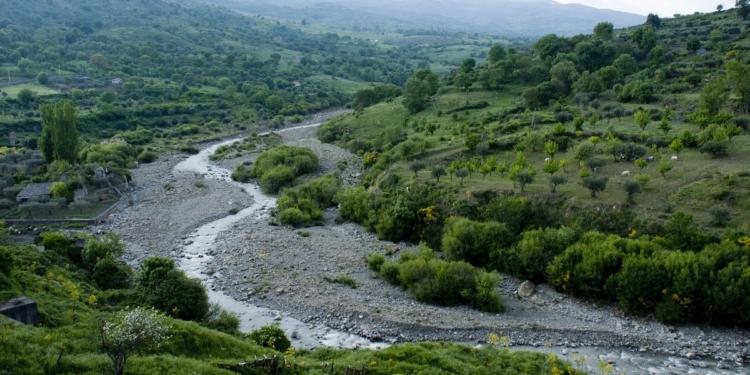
<box><xmin>171</xmin><ymin>124</ymin><xmax>747</xmax><ymax>375</ymax></box>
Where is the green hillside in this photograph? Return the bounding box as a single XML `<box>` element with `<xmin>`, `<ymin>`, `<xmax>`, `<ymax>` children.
<box><xmin>320</xmin><ymin>10</ymin><xmax>750</xmax><ymax>327</ymax></box>
<box><xmin>0</xmin><ymin>0</ymin><xmax>437</xmax><ymax>147</ymax></box>
<box><xmin>0</xmin><ymin>230</ymin><xmax>581</xmax><ymax>375</ymax></box>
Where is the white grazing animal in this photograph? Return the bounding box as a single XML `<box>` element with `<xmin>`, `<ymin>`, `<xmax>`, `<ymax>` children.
<box><xmin>671</xmin><ymin>156</ymin><xmax>678</xmax><ymax>161</ymax></box>
<box><xmin>544</xmin><ymin>158</ymin><xmax>551</xmax><ymax>162</ymax></box>
<box><xmin>621</xmin><ymin>170</ymin><xmax>630</xmax><ymax>177</ymax></box>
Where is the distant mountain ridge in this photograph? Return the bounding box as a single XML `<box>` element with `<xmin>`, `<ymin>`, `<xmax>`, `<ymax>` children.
<box><xmin>200</xmin><ymin>0</ymin><xmax>646</xmax><ymax>36</ymax></box>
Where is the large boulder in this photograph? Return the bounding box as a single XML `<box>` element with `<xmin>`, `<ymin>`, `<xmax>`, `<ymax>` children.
<box><xmin>517</xmin><ymin>280</ymin><xmax>536</xmax><ymax>298</ymax></box>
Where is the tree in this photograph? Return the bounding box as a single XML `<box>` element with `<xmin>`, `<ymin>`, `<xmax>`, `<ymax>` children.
<box><xmin>544</xmin><ymin>140</ymin><xmax>559</xmax><ymax>159</ymax></box>
<box><xmin>738</xmin><ymin>0</ymin><xmax>750</xmax><ymax>20</ymax></box>
<box><xmin>586</xmin><ymin>157</ymin><xmax>606</xmax><ymax>172</ymax></box>
<box><xmin>686</xmin><ymin>37</ymin><xmax>702</xmax><ymax>53</ymax></box>
<box><xmin>635</xmin><ymin>158</ymin><xmax>648</xmax><ymax>174</ymax></box>
<box><xmin>454</xmin><ymin>72</ymin><xmax>473</xmax><ymax>91</ymax></box>
<box><xmin>613</xmin><ymin>54</ymin><xmax>637</xmax><ymax>77</ymax></box>
<box><xmin>36</xmin><ymin>72</ymin><xmax>49</xmax><ymax>85</ymax></box>
<box><xmin>700</xmin><ymin>78</ymin><xmax>730</xmax><ymax>116</ymax></box>
<box><xmin>17</xmin><ymin>58</ymin><xmax>32</xmax><ymax>72</ymax></box>
<box><xmin>39</xmin><ymin>100</ymin><xmax>79</xmax><ymax>164</ymax></box>
<box><xmin>658</xmin><ymin>159</ymin><xmax>673</xmax><ymax>178</ymax></box>
<box><xmin>431</xmin><ymin>165</ymin><xmax>447</xmax><ymax>182</ymax></box>
<box><xmin>487</xmin><ymin>44</ymin><xmax>507</xmax><ymax>64</ymax></box>
<box><xmin>594</xmin><ymin>22</ymin><xmax>614</xmax><ymax>41</ymax></box>
<box><xmin>572</xmin><ymin>71</ymin><xmax>605</xmax><ymax>94</ymax></box>
<box><xmin>581</xmin><ymin>176</ymin><xmax>608</xmax><ymax>198</ymax></box>
<box><xmin>589</xmin><ymin>112</ymin><xmax>599</xmax><ymax>128</ymax></box>
<box><xmin>669</xmin><ymin>139</ymin><xmax>684</xmax><ymax>156</ymax></box>
<box><xmin>414</xmin><ymin>69</ymin><xmax>440</xmax><ymax>95</ymax></box>
<box><xmin>659</xmin><ymin>119</ymin><xmax>672</xmax><ymax>135</ymax></box>
<box><xmin>517</xmin><ymin>170</ymin><xmax>534</xmax><ymax>192</ymax></box>
<box><xmin>543</xmin><ymin>160</ymin><xmax>559</xmax><ymax>178</ymax></box>
<box><xmin>718</xmin><ymin>4</ymin><xmax>724</xmax><ymax>11</ymax></box>
<box><xmin>709</xmin><ymin>205</ymin><xmax>732</xmax><ymax>226</ymax></box>
<box><xmin>572</xmin><ymin>141</ymin><xmax>596</xmax><ymax>162</ymax></box>
<box><xmin>700</xmin><ymin>141</ymin><xmax>728</xmax><ymax>158</ymax></box>
<box><xmin>402</xmin><ymin>77</ymin><xmax>429</xmax><ymax>113</ymax></box>
<box><xmin>726</xmin><ymin>59</ymin><xmax>750</xmax><ymax>111</ymax></box>
<box><xmin>410</xmin><ymin>161</ymin><xmax>426</xmax><ymax>177</ymax></box>
<box><xmin>464</xmin><ymin>134</ymin><xmax>480</xmax><ymax>153</ymax></box>
<box><xmin>89</xmin><ymin>54</ymin><xmax>110</xmax><ymax>70</ymax></box>
<box><xmin>524</xmin><ymin>131</ymin><xmax>544</xmax><ymax>152</ymax></box>
<box><xmin>550</xmin><ymin>175</ymin><xmax>567</xmax><ymax>193</ymax></box>
<box><xmin>100</xmin><ymin>307</ymin><xmax>171</xmax><ymax>375</ymax></box>
<box><xmin>248</xmin><ymin>323</ymin><xmax>291</xmax><ymax>352</ymax></box>
<box><xmin>455</xmin><ymin>168</ymin><xmax>469</xmax><ymax>186</ymax></box>
<box><xmin>646</xmin><ymin>13</ymin><xmax>661</xmax><ymax>28</ymax></box>
<box><xmin>559</xmin><ymin>158</ymin><xmax>568</xmax><ymax>172</ymax></box>
<box><xmin>270</xmin><ymin>53</ymin><xmax>281</xmax><ymax>66</ymax></box>
<box><xmin>634</xmin><ymin>110</ymin><xmax>650</xmax><ymax>130</ymax></box>
<box><xmin>573</xmin><ymin>115</ymin><xmax>585</xmax><ymax>132</ymax></box>
<box><xmin>459</xmin><ymin>58</ymin><xmax>476</xmax><ymax>74</ymax></box>
<box><xmin>623</xmin><ymin>180</ymin><xmax>642</xmax><ymax>203</ymax></box>
<box><xmin>633</xmin><ymin>26</ymin><xmax>658</xmax><ymax>51</ymax></box>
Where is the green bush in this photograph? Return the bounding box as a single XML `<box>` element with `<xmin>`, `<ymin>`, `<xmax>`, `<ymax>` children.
<box><xmin>202</xmin><ymin>303</ymin><xmax>240</xmax><ymax>335</ymax></box>
<box><xmin>467</xmin><ymin>270</ymin><xmax>506</xmax><ymax>313</ymax></box>
<box><xmin>259</xmin><ymin>165</ymin><xmax>295</xmax><ymax>194</ymax></box>
<box><xmin>92</xmin><ymin>253</ymin><xmax>132</xmax><ymax>290</ymax></box>
<box><xmin>276</xmin><ymin>207</ymin><xmax>310</xmax><ymax>226</ymax></box>
<box><xmin>137</xmin><ymin>151</ymin><xmax>157</xmax><ymax>164</ymax></box>
<box><xmin>139</xmin><ymin>268</ymin><xmax>209</xmax><ymax>321</ymax></box>
<box><xmin>442</xmin><ymin>218</ymin><xmax>513</xmax><ymax>266</ymax></box>
<box><xmin>0</xmin><ymin>246</ymin><xmax>14</xmax><ymax>275</ymax></box>
<box><xmin>335</xmin><ymin>187</ymin><xmax>370</xmax><ymax>224</ymax></box>
<box><xmin>247</xmin><ymin>323</ymin><xmax>291</xmax><ymax>352</ymax></box>
<box><xmin>251</xmin><ymin>145</ymin><xmax>318</xmax><ymax>180</ymax></box>
<box><xmin>367</xmin><ymin>253</ymin><xmax>386</xmax><ymax>272</ymax></box>
<box><xmin>546</xmin><ymin>232</ymin><xmax>625</xmax><ymax>298</ymax></box>
<box><xmin>274</xmin><ymin>175</ymin><xmax>341</xmax><ymax>226</ymax></box>
<box><xmin>379</xmin><ymin>261</ymin><xmax>401</xmax><ymax>284</ymax></box>
<box><xmin>230</xmin><ymin>165</ymin><xmax>252</xmax><ymax>183</ymax></box>
<box><xmin>324</xmin><ymin>275</ymin><xmax>357</xmax><ymax>288</ymax></box>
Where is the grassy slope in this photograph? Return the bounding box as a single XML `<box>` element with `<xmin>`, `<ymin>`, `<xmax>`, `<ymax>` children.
<box><xmin>330</xmin><ymin>10</ymin><xmax>750</xmax><ymax>229</ymax></box>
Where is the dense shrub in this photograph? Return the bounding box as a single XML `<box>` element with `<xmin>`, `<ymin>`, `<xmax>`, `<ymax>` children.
<box><xmin>230</xmin><ymin>165</ymin><xmax>252</xmax><ymax>183</ymax></box>
<box><xmin>248</xmin><ymin>323</ymin><xmax>291</xmax><ymax>352</ymax></box>
<box><xmin>259</xmin><ymin>165</ymin><xmax>295</xmax><ymax>194</ymax></box>
<box><xmin>0</xmin><ymin>246</ymin><xmax>14</xmax><ymax>276</ymax></box>
<box><xmin>137</xmin><ymin>151</ymin><xmax>157</xmax><ymax>163</ymax></box>
<box><xmin>375</xmin><ymin>246</ymin><xmax>505</xmax><ymax>312</ymax></box>
<box><xmin>442</xmin><ymin>217</ymin><xmax>514</xmax><ymax>266</ymax></box>
<box><xmin>251</xmin><ymin>146</ymin><xmax>318</xmax><ymax>180</ymax></box>
<box><xmin>367</xmin><ymin>253</ymin><xmax>386</xmax><ymax>272</ymax></box>
<box><xmin>136</xmin><ymin>256</ymin><xmax>209</xmax><ymax>321</ymax></box>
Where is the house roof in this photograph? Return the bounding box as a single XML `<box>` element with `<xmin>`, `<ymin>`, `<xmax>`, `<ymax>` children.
<box><xmin>16</xmin><ymin>182</ymin><xmax>54</xmax><ymax>200</ymax></box>
<box><xmin>0</xmin><ymin>297</ymin><xmax>36</xmax><ymax>311</ymax></box>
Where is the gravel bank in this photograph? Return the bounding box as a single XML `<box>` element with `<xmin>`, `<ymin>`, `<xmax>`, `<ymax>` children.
<box><xmin>103</xmin><ymin>117</ymin><xmax>749</xmax><ymax>368</ymax></box>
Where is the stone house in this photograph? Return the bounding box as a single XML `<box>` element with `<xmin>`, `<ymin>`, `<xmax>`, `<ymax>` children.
<box><xmin>0</xmin><ymin>297</ymin><xmax>39</xmax><ymax>326</ymax></box>
<box><xmin>15</xmin><ymin>182</ymin><xmax>54</xmax><ymax>203</ymax></box>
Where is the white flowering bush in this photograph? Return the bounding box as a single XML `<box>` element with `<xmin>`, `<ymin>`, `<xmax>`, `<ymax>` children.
<box><xmin>100</xmin><ymin>307</ymin><xmax>172</xmax><ymax>375</ymax></box>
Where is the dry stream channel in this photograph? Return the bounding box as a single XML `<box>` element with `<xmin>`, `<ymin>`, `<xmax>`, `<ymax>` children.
<box><xmin>170</xmin><ymin>124</ymin><xmax>747</xmax><ymax>375</ymax></box>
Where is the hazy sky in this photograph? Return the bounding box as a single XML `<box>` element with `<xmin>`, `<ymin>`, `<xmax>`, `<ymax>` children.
<box><xmin>556</xmin><ymin>0</ymin><xmax>725</xmax><ymax>16</ymax></box>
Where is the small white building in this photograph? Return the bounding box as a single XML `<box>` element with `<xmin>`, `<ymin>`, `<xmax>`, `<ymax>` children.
<box><xmin>111</xmin><ymin>78</ymin><xmax>124</xmax><ymax>86</ymax></box>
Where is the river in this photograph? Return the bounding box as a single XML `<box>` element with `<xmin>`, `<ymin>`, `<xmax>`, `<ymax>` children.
<box><xmin>170</xmin><ymin>124</ymin><xmax>747</xmax><ymax>375</ymax></box>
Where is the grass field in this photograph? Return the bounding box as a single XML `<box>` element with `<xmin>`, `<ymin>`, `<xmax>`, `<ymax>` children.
<box><xmin>1</xmin><ymin>83</ymin><xmax>60</xmax><ymax>98</ymax></box>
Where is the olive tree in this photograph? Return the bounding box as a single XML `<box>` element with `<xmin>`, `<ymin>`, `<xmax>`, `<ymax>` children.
<box><xmin>100</xmin><ymin>307</ymin><xmax>171</xmax><ymax>375</ymax></box>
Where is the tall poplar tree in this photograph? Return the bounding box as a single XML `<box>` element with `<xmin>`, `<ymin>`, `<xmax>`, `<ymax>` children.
<box><xmin>39</xmin><ymin>100</ymin><xmax>79</xmax><ymax>164</ymax></box>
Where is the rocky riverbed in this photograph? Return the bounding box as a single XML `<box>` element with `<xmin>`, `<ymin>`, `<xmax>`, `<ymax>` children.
<box><xmin>101</xmin><ymin>114</ymin><xmax>750</xmax><ymax>374</ymax></box>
